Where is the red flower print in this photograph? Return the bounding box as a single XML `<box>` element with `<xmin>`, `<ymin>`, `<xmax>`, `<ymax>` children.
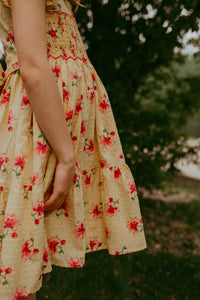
<box><xmin>14</xmin><ymin>153</ymin><xmax>25</xmax><ymax>170</ymax></box>
<box><xmin>32</xmin><ymin>200</ymin><xmax>44</xmax><ymax>225</ymax></box>
<box><xmin>56</xmin><ymin>200</ymin><xmax>69</xmax><ymax>217</ymax></box>
<box><xmin>91</xmin><ymin>204</ymin><xmax>103</xmax><ymax>219</ymax></box>
<box><xmin>63</xmin><ymin>89</ymin><xmax>69</xmax><ymax>104</ymax></box>
<box><xmin>8</xmin><ymin>110</ymin><xmax>15</xmax><ymax>131</ymax></box>
<box><xmin>73</xmin><ymin>173</ymin><xmax>81</xmax><ymax>187</ymax></box>
<box><xmin>105</xmin><ymin>198</ymin><xmax>119</xmax><ymax>217</ymax></box>
<box><xmin>0</xmin><ymin>152</ymin><xmax>9</xmax><ymax>173</ymax></box>
<box><xmin>101</xmin><ymin>135</ymin><xmax>113</xmax><ymax>149</ymax></box>
<box><xmin>99</xmin><ymin>177</ymin><xmax>104</xmax><ymax>188</ymax></box>
<box><xmin>0</xmin><ymin>265</ymin><xmax>12</xmax><ymax>285</ymax></box>
<box><xmin>0</xmin><ymin>90</ymin><xmax>10</xmax><ymax>106</ymax></box>
<box><xmin>115</xmin><ymin>246</ymin><xmax>128</xmax><ymax>255</ymax></box>
<box><xmin>91</xmin><ymin>72</ymin><xmax>96</xmax><ymax>82</ymax></box>
<box><xmin>82</xmin><ymin>168</ymin><xmax>95</xmax><ymax>187</ymax></box>
<box><xmin>4</xmin><ymin>213</ymin><xmax>19</xmax><ymax>232</ymax></box>
<box><xmin>22</xmin><ymin>184</ymin><xmax>31</xmax><ymax>201</ymax></box>
<box><xmin>43</xmin><ymin>248</ymin><xmax>49</xmax><ymax>264</ymax></box>
<box><xmin>89</xmin><ymin>237</ymin><xmax>102</xmax><ymax>252</ymax></box>
<box><xmin>120</xmin><ymin>154</ymin><xmax>124</xmax><ymax>159</ymax></box>
<box><xmin>72</xmin><ymin>136</ymin><xmax>77</xmax><ymax>141</ymax></box>
<box><xmin>30</xmin><ymin>172</ymin><xmax>40</xmax><ymax>185</ymax></box>
<box><xmin>21</xmin><ymin>94</ymin><xmax>31</xmax><ymax>110</ymax></box>
<box><xmin>75</xmin><ymin>222</ymin><xmax>86</xmax><ymax>238</ymax></box>
<box><xmin>48</xmin><ymin>237</ymin><xmax>60</xmax><ymax>253</ymax></box>
<box><xmin>33</xmin><ymin>201</ymin><xmax>44</xmax><ymax>216</ymax></box>
<box><xmin>21</xmin><ymin>241</ymin><xmax>32</xmax><ymax>261</ymax></box>
<box><xmin>75</xmin><ymin>95</ymin><xmax>83</xmax><ymax>115</ymax></box>
<box><xmin>100</xmin><ymin>128</ymin><xmax>116</xmax><ymax>149</ymax></box>
<box><xmin>84</xmin><ymin>174</ymin><xmax>91</xmax><ymax>186</ymax></box>
<box><xmin>67</xmin><ymin>257</ymin><xmax>84</xmax><ymax>268</ymax></box>
<box><xmin>7</xmin><ymin>29</ymin><xmax>15</xmax><ymax>42</ymax></box>
<box><xmin>72</xmin><ymin>71</ymin><xmax>78</xmax><ymax>80</ymax></box>
<box><xmin>11</xmin><ymin>232</ymin><xmax>18</xmax><ymax>239</ymax></box>
<box><xmin>105</xmin><ymin>204</ymin><xmax>118</xmax><ymax>217</ymax></box>
<box><xmin>127</xmin><ymin>217</ymin><xmax>142</xmax><ymax>233</ymax></box>
<box><xmin>49</xmin><ymin>28</ymin><xmax>56</xmax><ymax>38</ymax></box>
<box><xmin>52</xmin><ymin>62</ymin><xmax>61</xmax><ymax>78</ymax></box>
<box><xmin>113</xmin><ymin>167</ymin><xmax>122</xmax><ymax>181</ymax></box>
<box><xmin>65</xmin><ymin>107</ymin><xmax>74</xmax><ymax>122</ymax></box>
<box><xmin>128</xmin><ymin>180</ymin><xmax>137</xmax><ymax>194</ymax></box>
<box><xmin>100</xmin><ymin>159</ymin><xmax>108</xmax><ymax>168</ymax></box>
<box><xmin>21</xmin><ymin>240</ymin><xmax>39</xmax><ymax>261</ymax></box>
<box><xmin>82</xmin><ymin>56</ymin><xmax>88</xmax><ymax>64</ymax></box>
<box><xmin>71</xmin><ymin>48</ymin><xmax>76</xmax><ymax>57</ymax></box>
<box><xmin>88</xmin><ymin>90</ymin><xmax>95</xmax><ymax>104</ymax></box>
<box><xmin>5</xmin><ymin>267</ymin><xmax>12</xmax><ymax>274</ymax></box>
<box><xmin>98</xmin><ymin>99</ymin><xmax>111</xmax><ymax>113</ymax></box>
<box><xmin>0</xmin><ymin>265</ymin><xmax>5</xmax><ymax>274</ymax></box>
<box><xmin>13</xmin><ymin>287</ymin><xmax>31</xmax><ymax>300</ymax></box>
<box><xmin>34</xmin><ymin>140</ymin><xmax>49</xmax><ymax>158</ymax></box>
<box><xmin>11</xmin><ymin>62</ymin><xmax>19</xmax><ymax>69</ymax></box>
<box><xmin>48</xmin><ymin>28</ymin><xmax>58</xmax><ymax>42</ymax></box>
<box><xmin>105</xmin><ymin>226</ymin><xmax>110</xmax><ymax>239</ymax></box>
<box><xmin>83</xmin><ymin>139</ymin><xmax>94</xmax><ymax>154</ymax></box>
<box><xmin>80</xmin><ymin>120</ymin><xmax>86</xmax><ymax>137</ymax></box>
<box><xmin>47</xmin><ymin>236</ymin><xmax>65</xmax><ymax>254</ymax></box>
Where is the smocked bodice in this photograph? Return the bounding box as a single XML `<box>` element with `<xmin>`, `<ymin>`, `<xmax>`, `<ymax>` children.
<box><xmin>0</xmin><ymin>0</ymin><xmax>88</xmax><ymax>90</ymax></box>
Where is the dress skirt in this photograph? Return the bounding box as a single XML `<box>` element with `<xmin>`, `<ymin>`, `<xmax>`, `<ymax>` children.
<box><xmin>0</xmin><ymin>1</ymin><xmax>147</xmax><ymax>298</ymax></box>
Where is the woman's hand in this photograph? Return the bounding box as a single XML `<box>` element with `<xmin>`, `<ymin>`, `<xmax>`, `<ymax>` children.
<box><xmin>44</xmin><ymin>156</ymin><xmax>76</xmax><ymax>217</ymax></box>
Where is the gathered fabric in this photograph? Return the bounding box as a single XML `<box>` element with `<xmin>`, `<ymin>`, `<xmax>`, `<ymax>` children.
<box><xmin>0</xmin><ymin>0</ymin><xmax>147</xmax><ymax>298</ymax></box>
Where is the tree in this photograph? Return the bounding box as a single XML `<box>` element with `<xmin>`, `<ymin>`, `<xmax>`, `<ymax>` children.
<box><xmin>75</xmin><ymin>0</ymin><xmax>200</xmax><ymax>190</ymax></box>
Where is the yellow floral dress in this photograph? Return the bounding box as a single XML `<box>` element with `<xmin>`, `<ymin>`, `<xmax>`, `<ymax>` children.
<box><xmin>0</xmin><ymin>0</ymin><xmax>147</xmax><ymax>298</ymax></box>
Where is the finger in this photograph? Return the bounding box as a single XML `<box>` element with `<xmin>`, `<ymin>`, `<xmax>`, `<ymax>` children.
<box><xmin>44</xmin><ymin>192</ymin><xmax>66</xmax><ymax>213</ymax></box>
<box><xmin>44</xmin><ymin>194</ymin><xmax>58</xmax><ymax>212</ymax></box>
<box><xmin>44</xmin><ymin>195</ymin><xmax>67</xmax><ymax>217</ymax></box>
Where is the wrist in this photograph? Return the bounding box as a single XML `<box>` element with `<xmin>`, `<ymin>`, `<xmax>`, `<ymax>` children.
<box><xmin>58</xmin><ymin>153</ymin><xmax>77</xmax><ymax>167</ymax></box>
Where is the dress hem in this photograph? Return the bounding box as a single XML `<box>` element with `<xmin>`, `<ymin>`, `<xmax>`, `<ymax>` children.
<box><xmin>42</xmin><ymin>242</ymin><xmax>147</xmax><ymax>274</ymax></box>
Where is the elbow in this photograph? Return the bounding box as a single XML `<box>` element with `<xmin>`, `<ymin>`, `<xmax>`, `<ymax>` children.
<box><xmin>19</xmin><ymin>58</ymin><xmax>50</xmax><ymax>86</ymax></box>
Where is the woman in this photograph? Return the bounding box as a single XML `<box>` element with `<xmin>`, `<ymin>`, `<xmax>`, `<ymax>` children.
<box><xmin>0</xmin><ymin>0</ymin><xmax>147</xmax><ymax>299</ymax></box>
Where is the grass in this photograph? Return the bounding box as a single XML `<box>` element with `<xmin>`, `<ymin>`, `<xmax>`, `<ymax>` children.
<box><xmin>37</xmin><ymin>176</ymin><xmax>200</xmax><ymax>300</ymax></box>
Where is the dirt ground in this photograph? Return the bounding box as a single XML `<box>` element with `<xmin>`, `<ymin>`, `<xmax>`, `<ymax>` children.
<box><xmin>139</xmin><ymin>175</ymin><xmax>200</xmax><ymax>203</ymax></box>
<box><xmin>138</xmin><ymin>174</ymin><xmax>200</xmax><ymax>257</ymax></box>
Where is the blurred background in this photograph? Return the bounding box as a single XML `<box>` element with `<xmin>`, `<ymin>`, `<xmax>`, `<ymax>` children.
<box><xmin>1</xmin><ymin>0</ymin><xmax>200</xmax><ymax>299</ymax></box>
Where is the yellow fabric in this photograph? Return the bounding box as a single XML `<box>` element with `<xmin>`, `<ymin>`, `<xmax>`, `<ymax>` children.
<box><xmin>0</xmin><ymin>0</ymin><xmax>11</xmax><ymax>8</ymax></box>
<box><xmin>0</xmin><ymin>0</ymin><xmax>147</xmax><ymax>298</ymax></box>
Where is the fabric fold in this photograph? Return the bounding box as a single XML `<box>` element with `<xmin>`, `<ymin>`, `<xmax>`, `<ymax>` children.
<box><xmin>0</xmin><ymin>1</ymin><xmax>147</xmax><ymax>298</ymax></box>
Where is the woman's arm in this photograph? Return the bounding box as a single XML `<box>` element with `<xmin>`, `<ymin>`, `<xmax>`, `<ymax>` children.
<box><xmin>11</xmin><ymin>0</ymin><xmax>76</xmax><ymax>165</ymax></box>
<box><xmin>11</xmin><ymin>0</ymin><xmax>77</xmax><ymax>216</ymax></box>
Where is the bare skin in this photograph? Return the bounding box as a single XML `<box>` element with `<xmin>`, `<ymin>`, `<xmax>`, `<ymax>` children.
<box><xmin>11</xmin><ymin>0</ymin><xmax>76</xmax><ymax>214</ymax></box>
<box><xmin>11</xmin><ymin>0</ymin><xmax>77</xmax><ymax>297</ymax></box>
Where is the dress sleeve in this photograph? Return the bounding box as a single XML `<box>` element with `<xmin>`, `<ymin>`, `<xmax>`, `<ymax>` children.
<box><xmin>0</xmin><ymin>0</ymin><xmax>11</xmax><ymax>8</ymax></box>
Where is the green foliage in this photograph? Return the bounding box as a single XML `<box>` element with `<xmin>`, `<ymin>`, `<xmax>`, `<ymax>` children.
<box><xmin>0</xmin><ymin>54</ymin><xmax>6</xmax><ymax>70</ymax></box>
<box><xmin>75</xmin><ymin>0</ymin><xmax>200</xmax><ymax>190</ymax></box>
